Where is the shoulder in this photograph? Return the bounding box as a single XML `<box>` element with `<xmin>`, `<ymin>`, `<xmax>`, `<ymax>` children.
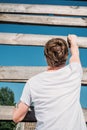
<box><xmin>68</xmin><ymin>62</ymin><xmax>83</xmax><ymax>78</ymax></box>
<box><xmin>69</xmin><ymin>62</ymin><xmax>82</xmax><ymax>70</ymax></box>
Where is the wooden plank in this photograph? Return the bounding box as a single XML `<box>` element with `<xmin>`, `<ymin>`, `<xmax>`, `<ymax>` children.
<box><xmin>0</xmin><ymin>33</ymin><xmax>87</xmax><ymax>48</ymax></box>
<box><xmin>83</xmin><ymin>108</ymin><xmax>87</xmax><ymax>123</ymax></box>
<box><xmin>0</xmin><ymin>66</ymin><xmax>46</xmax><ymax>83</ymax></box>
<box><xmin>0</xmin><ymin>106</ymin><xmax>14</xmax><ymax>120</ymax></box>
<box><xmin>0</xmin><ymin>66</ymin><xmax>87</xmax><ymax>85</ymax></box>
<box><xmin>0</xmin><ymin>4</ymin><xmax>87</xmax><ymax>16</ymax></box>
<box><xmin>0</xmin><ymin>106</ymin><xmax>87</xmax><ymax>122</ymax></box>
<box><xmin>0</xmin><ymin>14</ymin><xmax>87</xmax><ymax>27</ymax></box>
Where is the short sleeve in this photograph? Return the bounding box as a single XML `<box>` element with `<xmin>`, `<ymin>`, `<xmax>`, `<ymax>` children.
<box><xmin>70</xmin><ymin>62</ymin><xmax>83</xmax><ymax>78</ymax></box>
<box><xmin>20</xmin><ymin>80</ymin><xmax>32</xmax><ymax>106</ymax></box>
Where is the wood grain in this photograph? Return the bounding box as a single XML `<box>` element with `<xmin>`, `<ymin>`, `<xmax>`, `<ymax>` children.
<box><xmin>0</xmin><ymin>14</ymin><xmax>87</xmax><ymax>27</ymax></box>
<box><xmin>0</xmin><ymin>4</ymin><xmax>87</xmax><ymax>16</ymax></box>
<box><xmin>0</xmin><ymin>66</ymin><xmax>87</xmax><ymax>85</ymax></box>
<box><xmin>0</xmin><ymin>33</ymin><xmax>87</xmax><ymax>48</ymax></box>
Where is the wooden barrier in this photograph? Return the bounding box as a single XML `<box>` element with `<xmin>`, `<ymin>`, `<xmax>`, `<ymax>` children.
<box><xmin>0</xmin><ymin>66</ymin><xmax>87</xmax><ymax>85</ymax></box>
<box><xmin>0</xmin><ymin>106</ymin><xmax>87</xmax><ymax>122</ymax></box>
<box><xmin>0</xmin><ymin>4</ymin><xmax>87</xmax><ymax>27</ymax></box>
<box><xmin>0</xmin><ymin>3</ymin><xmax>87</xmax><ymax>129</ymax></box>
<box><xmin>0</xmin><ymin>4</ymin><xmax>87</xmax><ymax>16</ymax></box>
<box><xmin>0</xmin><ymin>14</ymin><xmax>87</xmax><ymax>27</ymax></box>
<box><xmin>0</xmin><ymin>33</ymin><xmax>87</xmax><ymax>48</ymax></box>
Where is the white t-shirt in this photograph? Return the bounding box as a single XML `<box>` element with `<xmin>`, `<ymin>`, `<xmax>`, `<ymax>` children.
<box><xmin>20</xmin><ymin>62</ymin><xmax>87</xmax><ymax>130</ymax></box>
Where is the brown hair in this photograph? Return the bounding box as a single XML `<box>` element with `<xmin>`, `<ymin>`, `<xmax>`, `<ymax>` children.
<box><xmin>44</xmin><ymin>38</ymin><xmax>68</xmax><ymax>67</ymax></box>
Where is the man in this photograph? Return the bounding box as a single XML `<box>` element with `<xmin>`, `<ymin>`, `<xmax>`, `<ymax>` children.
<box><xmin>13</xmin><ymin>35</ymin><xmax>87</xmax><ymax>130</ymax></box>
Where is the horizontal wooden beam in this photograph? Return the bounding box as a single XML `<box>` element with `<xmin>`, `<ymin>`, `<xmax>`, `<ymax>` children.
<box><xmin>0</xmin><ymin>106</ymin><xmax>14</xmax><ymax>121</ymax></box>
<box><xmin>0</xmin><ymin>33</ymin><xmax>87</xmax><ymax>48</ymax></box>
<box><xmin>0</xmin><ymin>66</ymin><xmax>87</xmax><ymax>85</ymax></box>
<box><xmin>0</xmin><ymin>4</ymin><xmax>87</xmax><ymax>16</ymax></box>
<box><xmin>0</xmin><ymin>66</ymin><xmax>46</xmax><ymax>83</ymax></box>
<box><xmin>0</xmin><ymin>14</ymin><xmax>87</xmax><ymax>27</ymax></box>
<box><xmin>0</xmin><ymin>106</ymin><xmax>87</xmax><ymax>122</ymax></box>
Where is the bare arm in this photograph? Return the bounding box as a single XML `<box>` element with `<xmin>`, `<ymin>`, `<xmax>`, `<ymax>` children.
<box><xmin>67</xmin><ymin>35</ymin><xmax>80</xmax><ymax>64</ymax></box>
<box><xmin>13</xmin><ymin>101</ymin><xmax>29</xmax><ymax>123</ymax></box>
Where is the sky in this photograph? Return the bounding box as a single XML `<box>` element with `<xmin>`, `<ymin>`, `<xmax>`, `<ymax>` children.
<box><xmin>0</xmin><ymin>0</ymin><xmax>87</xmax><ymax>108</ymax></box>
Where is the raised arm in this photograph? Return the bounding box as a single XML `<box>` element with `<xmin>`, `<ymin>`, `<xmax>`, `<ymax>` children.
<box><xmin>67</xmin><ymin>34</ymin><xmax>80</xmax><ymax>64</ymax></box>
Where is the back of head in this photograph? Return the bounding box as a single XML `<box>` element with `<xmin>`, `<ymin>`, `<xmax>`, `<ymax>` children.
<box><xmin>44</xmin><ymin>38</ymin><xmax>68</xmax><ymax>67</ymax></box>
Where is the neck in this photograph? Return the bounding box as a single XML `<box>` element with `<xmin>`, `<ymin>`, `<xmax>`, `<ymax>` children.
<box><xmin>47</xmin><ymin>64</ymin><xmax>65</xmax><ymax>71</ymax></box>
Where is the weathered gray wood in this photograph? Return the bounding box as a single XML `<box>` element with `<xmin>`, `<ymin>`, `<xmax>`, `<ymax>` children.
<box><xmin>0</xmin><ymin>106</ymin><xmax>87</xmax><ymax>122</ymax></box>
<box><xmin>0</xmin><ymin>106</ymin><xmax>14</xmax><ymax>120</ymax></box>
<box><xmin>0</xmin><ymin>4</ymin><xmax>87</xmax><ymax>16</ymax></box>
<box><xmin>0</xmin><ymin>14</ymin><xmax>87</xmax><ymax>27</ymax></box>
<box><xmin>0</xmin><ymin>66</ymin><xmax>87</xmax><ymax>85</ymax></box>
<box><xmin>0</xmin><ymin>33</ymin><xmax>87</xmax><ymax>48</ymax></box>
<box><xmin>82</xmin><ymin>68</ymin><xmax>87</xmax><ymax>85</ymax></box>
<box><xmin>0</xmin><ymin>66</ymin><xmax>46</xmax><ymax>83</ymax></box>
<box><xmin>83</xmin><ymin>108</ymin><xmax>87</xmax><ymax>123</ymax></box>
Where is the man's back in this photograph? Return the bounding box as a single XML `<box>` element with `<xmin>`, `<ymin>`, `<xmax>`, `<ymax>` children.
<box><xmin>21</xmin><ymin>62</ymin><xmax>86</xmax><ymax>130</ymax></box>
<box><xmin>13</xmin><ymin>35</ymin><xmax>87</xmax><ymax>130</ymax></box>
